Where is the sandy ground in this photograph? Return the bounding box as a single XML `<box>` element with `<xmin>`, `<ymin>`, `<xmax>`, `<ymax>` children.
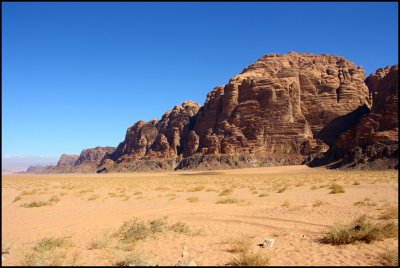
<box><xmin>2</xmin><ymin>165</ymin><xmax>398</xmax><ymax>266</ymax></box>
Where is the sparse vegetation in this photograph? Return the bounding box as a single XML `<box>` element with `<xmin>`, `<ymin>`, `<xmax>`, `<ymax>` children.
<box><xmin>13</xmin><ymin>195</ymin><xmax>22</xmax><ymax>202</ymax></box>
<box><xmin>227</xmin><ymin>242</ymin><xmax>270</xmax><ymax>267</ymax></box>
<box><xmin>219</xmin><ymin>188</ymin><xmax>233</xmax><ymax>196</ymax></box>
<box><xmin>258</xmin><ymin>193</ymin><xmax>268</xmax><ymax>197</ymax></box>
<box><xmin>379</xmin><ymin>249</ymin><xmax>398</xmax><ymax>266</ymax></box>
<box><xmin>88</xmin><ymin>194</ymin><xmax>100</xmax><ymax>201</ymax></box>
<box><xmin>281</xmin><ymin>200</ymin><xmax>291</xmax><ymax>207</ymax></box>
<box><xmin>22</xmin><ymin>237</ymin><xmax>73</xmax><ymax>266</ymax></box>
<box><xmin>277</xmin><ymin>185</ymin><xmax>287</xmax><ymax>193</ymax></box>
<box><xmin>21</xmin><ymin>200</ymin><xmax>51</xmax><ymax>208</ymax></box>
<box><xmin>380</xmin><ymin>206</ymin><xmax>398</xmax><ymax>220</ymax></box>
<box><xmin>353</xmin><ymin>181</ymin><xmax>361</xmax><ymax>185</ymax></box>
<box><xmin>321</xmin><ymin>215</ymin><xmax>398</xmax><ymax>245</ymax></box>
<box><xmin>216</xmin><ymin>198</ymin><xmax>244</xmax><ymax>204</ymax></box>
<box><xmin>353</xmin><ymin>198</ymin><xmax>377</xmax><ymax>206</ymax></box>
<box><xmin>313</xmin><ymin>200</ymin><xmax>330</xmax><ymax>207</ymax></box>
<box><xmin>329</xmin><ymin>183</ymin><xmax>345</xmax><ymax>194</ymax></box>
<box><xmin>187</xmin><ymin>196</ymin><xmax>199</xmax><ymax>203</ymax></box>
<box><xmin>116</xmin><ymin>218</ymin><xmax>190</xmax><ymax>244</ymax></box>
<box><xmin>49</xmin><ymin>195</ymin><xmax>60</xmax><ymax>203</ymax></box>
<box><xmin>115</xmin><ymin>252</ymin><xmax>155</xmax><ymax>266</ymax></box>
<box><xmin>187</xmin><ymin>185</ymin><xmax>205</xmax><ymax>192</ymax></box>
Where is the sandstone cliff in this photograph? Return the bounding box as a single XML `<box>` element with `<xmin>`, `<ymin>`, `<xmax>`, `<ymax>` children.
<box><xmin>309</xmin><ymin>64</ymin><xmax>398</xmax><ymax>169</ymax></box>
<box><xmin>26</xmin><ymin>147</ymin><xmax>115</xmax><ymax>173</ymax></box>
<box><xmin>100</xmin><ymin>52</ymin><xmax>375</xmax><ymax>172</ymax></box>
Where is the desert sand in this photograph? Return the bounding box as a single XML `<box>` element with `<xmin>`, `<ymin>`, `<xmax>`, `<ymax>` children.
<box><xmin>2</xmin><ymin>165</ymin><xmax>398</xmax><ymax>266</ymax></box>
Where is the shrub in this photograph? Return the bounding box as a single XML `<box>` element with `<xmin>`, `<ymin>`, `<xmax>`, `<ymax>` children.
<box><xmin>380</xmin><ymin>206</ymin><xmax>398</xmax><ymax>220</ymax></box>
<box><xmin>329</xmin><ymin>183</ymin><xmax>345</xmax><ymax>194</ymax></box>
<box><xmin>258</xmin><ymin>193</ymin><xmax>268</xmax><ymax>197</ymax></box>
<box><xmin>118</xmin><ymin>219</ymin><xmax>151</xmax><ymax>243</ymax></box>
<box><xmin>216</xmin><ymin>198</ymin><xmax>243</xmax><ymax>204</ymax></box>
<box><xmin>187</xmin><ymin>185</ymin><xmax>205</xmax><ymax>192</ymax></box>
<box><xmin>88</xmin><ymin>194</ymin><xmax>100</xmax><ymax>201</ymax></box>
<box><xmin>187</xmin><ymin>196</ymin><xmax>199</xmax><ymax>203</ymax></box>
<box><xmin>169</xmin><ymin>222</ymin><xmax>189</xmax><ymax>233</ymax></box>
<box><xmin>227</xmin><ymin>250</ymin><xmax>270</xmax><ymax>266</ymax></box>
<box><xmin>227</xmin><ymin>239</ymin><xmax>252</xmax><ymax>253</ymax></box>
<box><xmin>13</xmin><ymin>196</ymin><xmax>22</xmax><ymax>202</ymax></box>
<box><xmin>115</xmin><ymin>252</ymin><xmax>155</xmax><ymax>266</ymax></box>
<box><xmin>21</xmin><ymin>201</ymin><xmax>51</xmax><ymax>208</ymax></box>
<box><xmin>353</xmin><ymin>198</ymin><xmax>376</xmax><ymax>206</ymax></box>
<box><xmin>219</xmin><ymin>189</ymin><xmax>233</xmax><ymax>196</ymax></box>
<box><xmin>281</xmin><ymin>200</ymin><xmax>291</xmax><ymax>207</ymax></box>
<box><xmin>313</xmin><ymin>200</ymin><xmax>330</xmax><ymax>207</ymax></box>
<box><xmin>49</xmin><ymin>195</ymin><xmax>60</xmax><ymax>203</ymax></box>
<box><xmin>321</xmin><ymin>215</ymin><xmax>398</xmax><ymax>245</ymax></box>
<box><xmin>277</xmin><ymin>186</ymin><xmax>287</xmax><ymax>193</ymax></box>
<box><xmin>33</xmin><ymin>237</ymin><xmax>71</xmax><ymax>252</ymax></box>
<box><xmin>379</xmin><ymin>249</ymin><xmax>398</xmax><ymax>266</ymax></box>
<box><xmin>353</xmin><ymin>181</ymin><xmax>361</xmax><ymax>185</ymax></box>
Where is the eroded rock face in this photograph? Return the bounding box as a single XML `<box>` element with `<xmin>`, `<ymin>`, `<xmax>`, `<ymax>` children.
<box><xmin>107</xmin><ymin>101</ymin><xmax>200</xmax><ymax>164</ymax></box>
<box><xmin>27</xmin><ymin>147</ymin><xmax>115</xmax><ymax>173</ymax></box>
<box><xmin>57</xmin><ymin>154</ymin><xmax>79</xmax><ymax>166</ymax></box>
<box><xmin>309</xmin><ymin>65</ymin><xmax>398</xmax><ymax>169</ymax></box>
<box><xmin>101</xmin><ymin>52</ymin><xmax>374</xmax><ymax>172</ymax></box>
<box><xmin>75</xmin><ymin>146</ymin><xmax>116</xmax><ymax>166</ymax></box>
<box><xmin>191</xmin><ymin>52</ymin><xmax>370</xmax><ymax>160</ymax></box>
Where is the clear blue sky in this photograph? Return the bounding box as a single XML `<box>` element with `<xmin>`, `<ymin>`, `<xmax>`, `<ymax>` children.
<box><xmin>2</xmin><ymin>2</ymin><xmax>398</xmax><ymax>158</ymax></box>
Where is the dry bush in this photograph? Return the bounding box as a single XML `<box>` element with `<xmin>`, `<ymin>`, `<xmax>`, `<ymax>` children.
<box><xmin>281</xmin><ymin>200</ymin><xmax>291</xmax><ymax>207</ymax></box>
<box><xmin>321</xmin><ymin>215</ymin><xmax>398</xmax><ymax>245</ymax></box>
<box><xmin>216</xmin><ymin>198</ymin><xmax>244</xmax><ymax>204</ymax></box>
<box><xmin>227</xmin><ymin>239</ymin><xmax>252</xmax><ymax>253</ymax></box>
<box><xmin>88</xmin><ymin>194</ymin><xmax>100</xmax><ymax>201</ymax></box>
<box><xmin>329</xmin><ymin>183</ymin><xmax>345</xmax><ymax>194</ymax></box>
<box><xmin>310</xmin><ymin>186</ymin><xmax>318</xmax><ymax>190</ymax></box>
<box><xmin>13</xmin><ymin>195</ymin><xmax>22</xmax><ymax>202</ymax></box>
<box><xmin>219</xmin><ymin>188</ymin><xmax>233</xmax><ymax>196</ymax></box>
<box><xmin>88</xmin><ymin>232</ymin><xmax>112</xmax><ymax>250</ymax></box>
<box><xmin>379</xmin><ymin>249</ymin><xmax>398</xmax><ymax>266</ymax></box>
<box><xmin>353</xmin><ymin>198</ymin><xmax>376</xmax><ymax>206</ymax></box>
<box><xmin>20</xmin><ymin>189</ymin><xmax>39</xmax><ymax>196</ymax></box>
<box><xmin>21</xmin><ymin>200</ymin><xmax>51</xmax><ymax>208</ymax></box>
<box><xmin>187</xmin><ymin>185</ymin><xmax>205</xmax><ymax>192</ymax></box>
<box><xmin>353</xmin><ymin>181</ymin><xmax>361</xmax><ymax>185</ymax></box>
<box><xmin>115</xmin><ymin>252</ymin><xmax>155</xmax><ymax>266</ymax></box>
<box><xmin>116</xmin><ymin>218</ymin><xmax>190</xmax><ymax>243</ymax></box>
<box><xmin>187</xmin><ymin>196</ymin><xmax>199</xmax><ymax>203</ymax></box>
<box><xmin>277</xmin><ymin>186</ymin><xmax>287</xmax><ymax>193</ymax></box>
<box><xmin>23</xmin><ymin>237</ymin><xmax>73</xmax><ymax>266</ymax></box>
<box><xmin>258</xmin><ymin>193</ymin><xmax>268</xmax><ymax>197</ymax></box>
<box><xmin>49</xmin><ymin>195</ymin><xmax>60</xmax><ymax>203</ymax></box>
<box><xmin>227</xmin><ymin>247</ymin><xmax>270</xmax><ymax>266</ymax></box>
<box><xmin>313</xmin><ymin>200</ymin><xmax>330</xmax><ymax>207</ymax></box>
<box><xmin>133</xmin><ymin>191</ymin><xmax>142</xmax><ymax>195</ymax></box>
<box><xmin>380</xmin><ymin>206</ymin><xmax>398</xmax><ymax>220</ymax></box>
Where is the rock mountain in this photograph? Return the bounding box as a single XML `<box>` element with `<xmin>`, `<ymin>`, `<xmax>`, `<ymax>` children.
<box><xmin>27</xmin><ymin>52</ymin><xmax>398</xmax><ymax>173</ymax></box>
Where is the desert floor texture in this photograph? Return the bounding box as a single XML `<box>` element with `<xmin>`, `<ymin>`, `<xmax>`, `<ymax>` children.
<box><xmin>2</xmin><ymin>165</ymin><xmax>398</xmax><ymax>266</ymax></box>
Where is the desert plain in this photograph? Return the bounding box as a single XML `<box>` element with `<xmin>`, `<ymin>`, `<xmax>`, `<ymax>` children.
<box><xmin>1</xmin><ymin>165</ymin><xmax>398</xmax><ymax>266</ymax></box>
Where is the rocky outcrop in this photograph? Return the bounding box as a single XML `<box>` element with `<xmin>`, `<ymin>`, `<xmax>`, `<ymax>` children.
<box><xmin>26</xmin><ymin>52</ymin><xmax>397</xmax><ymax>173</ymax></box>
<box><xmin>57</xmin><ymin>154</ymin><xmax>79</xmax><ymax>166</ymax></box>
<box><xmin>100</xmin><ymin>52</ymin><xmax>374</xmax><ymax>172</ymax></box>
<box><xmin>309</xmin><ymin>65</ymin><xmax>398</xmax><ymax>169</ymax></box>
<box><xmin>75</xmin><ymin>146</ymin><xmax>115</xmax><ymax>166</ymax></box>
<box><xmin>26</xmin><ymin>147</ymin><xmax>115</xmax><ymax>173</ymax></box>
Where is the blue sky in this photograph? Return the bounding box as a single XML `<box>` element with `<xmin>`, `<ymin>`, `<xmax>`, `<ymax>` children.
<box><xmin>2</xmin><ymin>2</ymin><xmax>398</xmax><ymax>159</ymax></box>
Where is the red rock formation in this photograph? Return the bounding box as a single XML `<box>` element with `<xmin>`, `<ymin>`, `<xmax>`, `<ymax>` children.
<box><xmin>101</xmin><ymin>52</ymin><xmax>374</xmax><ymax>172</ymax></box>
<box><xmin>310</xmin><ymin>65</ymin><xmax>398</xmax><ymax>169</ymax></box>
<box><xmin>57</xmin><ymin>154</ymin><xmax>79</xmax><ymax>166</ymax></box>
